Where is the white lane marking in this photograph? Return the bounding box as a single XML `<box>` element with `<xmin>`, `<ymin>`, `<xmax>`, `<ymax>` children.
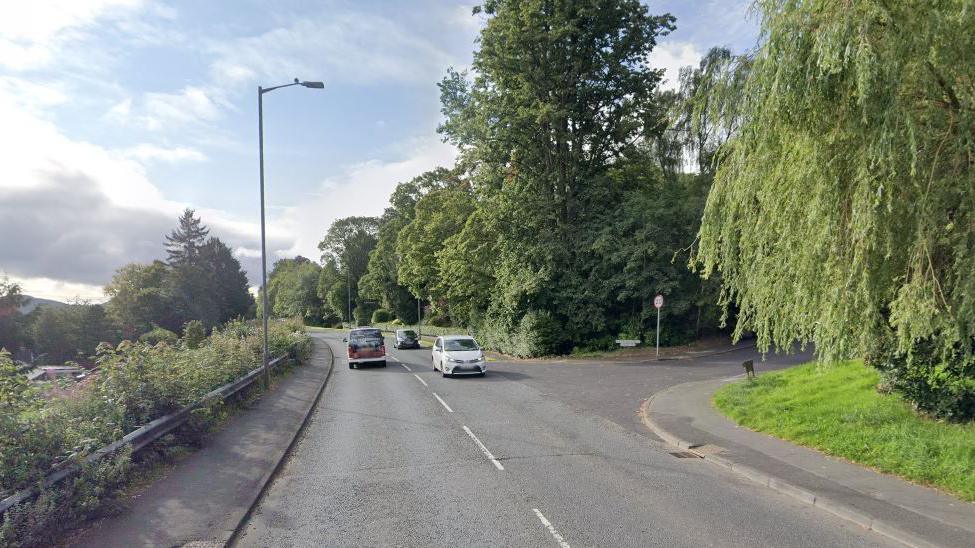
<box><xmin>532</xmin><ymin>508</ymin><xmax>571</xmax><ymax>548</ymax></box>
<box><xmin>387</xmin><ymin>355</ymin><xmax>399</xmax><ymax>362</ymax></box>
<box><xmin>399</xmin><ymin>362</ymin><xmax>412</xmax><ymax>372</ymax></box>
<box><xmin>413</xmin><ymin>374</ymin><xmax>428</xmax><ymax>387</ymax></box>
<box><xmin>433</xmin><ymin>392</ymin><xmax>454</xmax><ymax>413</ymax></box>
<box><xmin>462</xmin><ymin>425</ymin><xmax>504</xmax><ymax>471</ymax></box>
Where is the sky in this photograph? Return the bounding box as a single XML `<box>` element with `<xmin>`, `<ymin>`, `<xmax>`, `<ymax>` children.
<box><xmin>0</xmin><ymin>0</ymin><xmax>759</xmax><ymax>302</ymax></box>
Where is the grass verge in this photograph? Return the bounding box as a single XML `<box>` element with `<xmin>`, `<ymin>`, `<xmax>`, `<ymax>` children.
<box><xmin>713</xmin><ymin>360</ymin><xmax>975</xmax><ymax>501</ymax></box>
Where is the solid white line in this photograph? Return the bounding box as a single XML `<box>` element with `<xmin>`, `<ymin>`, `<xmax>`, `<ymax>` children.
<box><xmin>399</xmin><ymin>362</ymin><xmax>412</xmax><ymax>372</ymax></box>
<box><xmin>433</xmin><ymin>392</ymin><xmax>453</xmax><ymax>413</ymax></box>
<box><xmin>532</xmin><ymin>508</ymin><xmax>571</xmax><ymax>548</ymax></box>
<box><xmin>463</xmin><ymin>425</ymin><xmax>504</xmax><ymax>471</ymax></box>
<box><xmin>413</xmin><ymin>374</ymin><xmax>428</xmax><ymax>387</ymax></box>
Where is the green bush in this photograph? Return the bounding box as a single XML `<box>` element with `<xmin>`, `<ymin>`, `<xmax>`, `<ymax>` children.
<box><xmin>427</xmin><ymin>314</ymin><xmax>451</xmax><ymax>327</ymax></box>
<box><xmin>182</xmin><ymin>320</ymin><xmax>205</xmax><ymax>349</ymax></box>
<box><xmin>868</xmin><ymin>337</ymin><xmax>975</xmax><ymax>422</ymax></box>
<box><xmin>0</xmin><ymin>320</ymin><xmax>312</xmax><ymax>545</ymax></box>
<box><xmin>138</xmin><ymin>326</ymin><xmax>178</xmax><ymax>346</ymax></box>
<box><xmin>353</xmin><ymin>302</ymin><xmax>378</xmax><ymax>326</ymax></box>
<box><xmin>371</xmin><ymin>308</ymin><xmax>392</xmax><ymax>323</ymax></box>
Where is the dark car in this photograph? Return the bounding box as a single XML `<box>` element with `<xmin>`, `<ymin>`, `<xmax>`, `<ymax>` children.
<box><xmin>394</xmin><ymin>329</ymin><xmax>421</xmax><ymax>349</ymax></box>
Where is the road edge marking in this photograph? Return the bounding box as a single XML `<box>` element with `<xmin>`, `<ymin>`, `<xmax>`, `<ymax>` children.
<box><xmin>462</xmin><ymin>425</ymin><xmax>504</xmax><ymax>471</ymax></box>
<box><xmin>432</xmin><ymin>392</ymin><xmax>454</xmax><ymax>412</ymax></box>
<box><xmin>532</xmin><ymin>508</ymin><xmax>571</xmax><ymax>548</ymax></box>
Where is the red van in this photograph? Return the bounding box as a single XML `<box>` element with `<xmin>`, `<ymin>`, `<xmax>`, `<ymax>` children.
<box><xmin>345</xmin><ymin>327</ymin><xmax>386</xmax><ymax>369</ymax></box>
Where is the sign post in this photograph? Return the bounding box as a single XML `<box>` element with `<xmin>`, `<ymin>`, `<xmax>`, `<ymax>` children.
<box><xmin>653</xmin><ymin>294</ymin><xmax>664</xmax><ymax>358</ymax></box>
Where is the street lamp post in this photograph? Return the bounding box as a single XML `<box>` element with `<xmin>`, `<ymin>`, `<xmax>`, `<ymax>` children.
<box><xmin>258</xmin><ymin>78</ymin><xmax>324</xmax><ymax>389</ymax></box>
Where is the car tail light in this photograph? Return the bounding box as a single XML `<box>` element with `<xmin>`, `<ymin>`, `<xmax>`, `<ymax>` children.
<box><xmin>380</xmin><ymin>345</ymin><xmax>386</xmax><ymax>354</ymax></box>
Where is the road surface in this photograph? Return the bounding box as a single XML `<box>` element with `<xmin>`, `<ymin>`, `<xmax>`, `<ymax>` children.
<box><xmin>236</xmin><ymin>332</ymin><xmax>891</xmax><ymax>547</ymax></box>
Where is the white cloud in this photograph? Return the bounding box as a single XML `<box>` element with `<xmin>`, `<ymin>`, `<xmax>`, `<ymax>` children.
<box><xmin>650</xmin><ymin>41</ymin><xmax>703</xmax><ymax>91</ymax></box>
<box><xmin>121</xmin><ymin>144</ymin><xmax>207</xmax><ymax>164</ymax></box>
<box><xmin>206</xmin><ymin>13</ymin><xmax>456</xmax><ymax>87</ymax></box>
<box><xmin>0</xmin><ymin>0</ymin><xmax>144</xmax><ymax>71</ymax></box>
<box><xmin>276</xmin><ymin>136</ymin><xmax>458</xmax><ymax>261</ymax></box>
<box><xmin>5</xmin><ymin>275</ymin><xmax>107</xmax><ymax>303</ymax></box>
<box><xmin>0</xmin><ymin>83</ymin><xmax>277</xmax><ymax>299</ymax></box>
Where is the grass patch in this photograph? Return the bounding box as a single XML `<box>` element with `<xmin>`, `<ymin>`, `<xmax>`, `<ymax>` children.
<box><xmin>713</xmin><ymin>360</ymin><xmax>975</xmax><ymax>501</ymax></box>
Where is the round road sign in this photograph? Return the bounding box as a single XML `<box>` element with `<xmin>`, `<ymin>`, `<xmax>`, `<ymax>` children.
<box><xmin>654</xmin><ymin>294</ymin><xmax>664</xmax><ymax>309</ymax></box>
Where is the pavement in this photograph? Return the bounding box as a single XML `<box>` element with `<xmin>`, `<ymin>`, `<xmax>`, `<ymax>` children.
<box><xmin>644</xmin><ymin>377</ymin><xmax>975</xmax><ymax>548</ymax></box>
<box><xmin>236</xmin><ymin>332</ymin><xmax>893</xmax><ymax>547</ymax></box>
<box><xmin>65</xmin><ymin>335</ymin><xmax>333</xmax><ymax>548</ymax></box>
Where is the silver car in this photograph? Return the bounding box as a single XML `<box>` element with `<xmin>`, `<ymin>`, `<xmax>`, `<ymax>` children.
<box><xmin>431</xmin><ymin>335</ymin><xmax>486</xmax><ymax>377</ymax></box>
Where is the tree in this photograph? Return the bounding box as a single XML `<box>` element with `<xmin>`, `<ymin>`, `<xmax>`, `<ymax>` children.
<box><xmin>265</xmin><ymin>257</ymin><xmax>324</xmax><ymax>323</ymax></box>
<box><xmin>0</xmin><ymin>277</ymin><xmax>26</xmax><ymax>355</ymax></box>
<box><xmin>693</xmin><ymin>0</ymin><xmax>975</xmax><ymax>419</ymax></box>
<box><xmin>360</xmin><ymin>169</ymin><xmax>454</xmax><ymax>323</ymax></box>
<box><xmin>165</xmin><ymin>208</ymin><xmax>209</xmax><ymax>266</ymax></box>
<box><xmin>317</xmin><ymin>217</ymin><xmax>379</xmax><ymax>323</ymax></box>
<box><xmin>199</xmin><ymin>237</ymin><xmax>253</xmax><ymax>323</ymax></box>
<box><xmin>397</xmin><ymin>184</ymin><xmax>475</xmax><ymax>307</ymax></box>
<box><xmin>434</xmin><ymin>0</ymin><xmax>677</xmax><ymax>352</ymax></box>
<box><xmin>29</xmin><ymin>303</ymin><xmax>118</xmax><ymax>365</ymax></box>
<box><xmin>104</xmin><ymin>261</ymin><xmax>173</xmax><ymax>339</ymax></box>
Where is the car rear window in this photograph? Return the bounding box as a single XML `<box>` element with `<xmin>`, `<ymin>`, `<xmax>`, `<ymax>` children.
<box><xmin>351</xmin><ymin>329</ymin><xmax>382</xmax><ymax>341</ymax></box>
<box><xmin>444</xmin><ymin>338</ymin><xmax>479</xmax><ymax>351</ymax></box>
<box><xmin>401</xmin><ymin>330</ymin><xmax>417</xmax><ymax>338</ymax></box>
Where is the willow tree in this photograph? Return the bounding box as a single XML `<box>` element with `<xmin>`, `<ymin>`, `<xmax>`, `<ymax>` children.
<box><xmin>696</xmin><ymin>1</ymin><xmax>974</xmax><ymax>418</ymax></box>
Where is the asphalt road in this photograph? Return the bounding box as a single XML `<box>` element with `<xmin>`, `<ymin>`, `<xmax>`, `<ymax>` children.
<box><xmin>236</xmin><ymin>332</ymin><xmax>892</xmax><ymax>547</ymax></box>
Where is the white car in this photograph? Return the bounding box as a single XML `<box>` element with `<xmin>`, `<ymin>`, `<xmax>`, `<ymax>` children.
<box><xmin>432</xmin><ymin>335</ymin><xmax>486</xmax><ymax>377</ymax></box>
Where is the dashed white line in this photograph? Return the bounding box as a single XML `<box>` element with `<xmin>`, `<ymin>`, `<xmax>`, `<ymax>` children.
<box><xmin>398</xmin><ymin>362</ymin><xmax>412</xmax><ymax>372</ymax></box>
<box><xmin>462</xmin><ymin>425</ymin><xmax>504</xmax><ymax>470</ymax></box>
<box><xmin>433</xmin><ymin>392</ymin><xmax>454</xmax><ymax>413</ymax></box>
<box><xmin>532</xmin><ymin>508</ymin><xmax>571</xmax><ymax>548</ymax></box>
<box><xmin>413</xmin><ymin>374</ymin><xmax>428</xmax><ymax>387</ymax></box>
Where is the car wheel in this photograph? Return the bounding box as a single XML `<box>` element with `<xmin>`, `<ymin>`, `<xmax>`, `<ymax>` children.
<box><xmin>380</xmin><ymin>361</ymin><xmax>387</xmax><ymax>367</ymax></box>
<box><xmin>349</xmin><ymin>362</ymin><xmax>355</xmax><ymax>369</ymax></box>
<box><xmin>480</xmin><ymin>371</ymin><xmax>486</xmax><ymax>377</ymax></box>
<box><xmin>441</xmin><ymin>361</ymin><xmax>449</xmax><ymax>378</ymax></box>
<box><xmin>433</xmin><ymin>358</ymin><xmax>437</xmax><ymax>371</ymax></box>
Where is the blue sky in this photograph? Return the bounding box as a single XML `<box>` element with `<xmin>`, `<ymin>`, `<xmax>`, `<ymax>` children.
<box><xmin>0</xmin><ymin>0</ymin><xmax>759</xmax><ymax>301</ymax></box>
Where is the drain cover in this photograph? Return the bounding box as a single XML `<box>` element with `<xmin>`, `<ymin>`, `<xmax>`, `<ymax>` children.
<box><xmin>669</xmin><ymin>451</ymin><xmax>702</xmax><ymax>459</ymax></box>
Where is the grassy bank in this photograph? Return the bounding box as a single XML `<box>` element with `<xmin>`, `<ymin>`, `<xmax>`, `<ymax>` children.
<box><xmin>713</xmin><ymin>360</ymin><xmax>975</xmax><ymax>501</ymax></box>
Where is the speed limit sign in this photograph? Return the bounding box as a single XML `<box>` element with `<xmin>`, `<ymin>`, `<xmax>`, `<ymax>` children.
<box><xmin>654</xmin><ymin>294</ymin><xmax>664</xmax><ymax>309</ymax></box>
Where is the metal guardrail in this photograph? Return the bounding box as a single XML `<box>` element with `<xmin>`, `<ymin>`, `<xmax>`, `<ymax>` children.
<box><xmin>0</xmin><ymin>355</ymin><xmax>288</xmax><ymax>516</ymax></box>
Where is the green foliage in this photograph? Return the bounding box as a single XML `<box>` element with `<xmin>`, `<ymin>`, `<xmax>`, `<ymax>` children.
<box><xmin>104</xmin><ymin>261</ymin><xmax>173</xmax><ymax>338</ymax></box>
<box><xmin>353</xmin><ymin>302</ymin><xmax>378</xmax><ymax>326</ymax></box>
<box><xmin>360</xmin><ymin>169</ymin><xmax>454</xmax><ymax>323</ymax></box>
<box><xmin>105</xmin><ymin>211</ymin><xmax>253</xmax><ymax>338</ymax></box>
<box><xmin>138</xmin><ymin>326</ymin><xmax>178</xmax><ymax>346</ymax></box>
<box><xmin>714</xmin><ymin>361</ymin><xmax>975</xmax><ymax>501</ymax></box>
<box><xmin>371</xmin><ymin>308</ymin><xmax>392</xmax><ymax>323</ymax></box>
<box><xmin>0</xmin><ymin>321</ymin><xmax>311</xmax><ymax>545</ymax></box>
<box><xmin>397</xmin><ymin>184</ymin><xmax>475</xmax><ymax>303</ymax></box>
<box><xmin>694</xmin><ymin>0</ymin><xmax>975</xmax><ymax>418</ymax></box>
<box><xmin>264</xmin><ymin>256</ymin><xmax>325</xmax><ymax>324</ymax></box>
<box><xmin>28</xmin><ymin>303</ymin><xmax>119</xmax><ymax>365</ymax></box>
<box><xmin>182</xmin><ymin>320</ymin><xmax>205</xmax><ymax>349</ymax></box>
<box><xmin>318</xmin><ymin>217</ymin><xmax>379</xmax><ymax>324</ymax></box>
<box><xmin>0</xmin><ymin>276</ymin><xmax>27</xmax><ymax>356</ymax></box>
